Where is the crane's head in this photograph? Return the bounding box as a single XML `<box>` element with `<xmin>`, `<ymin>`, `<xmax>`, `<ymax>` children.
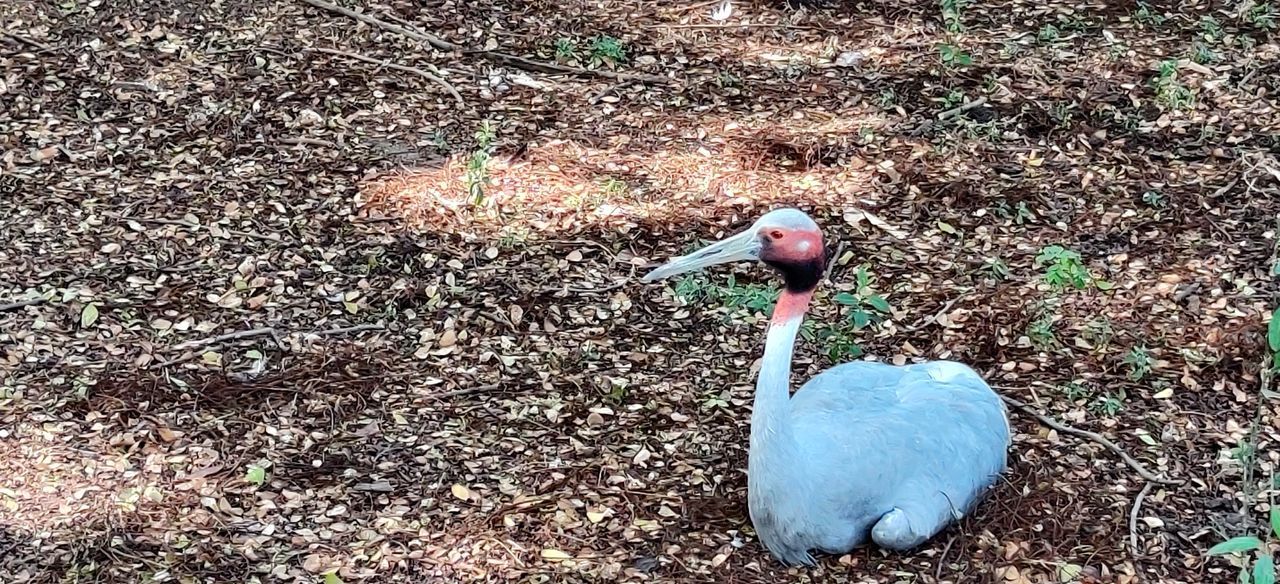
<box><xmin>641</xmin><ymin>208</ymin><xmax>826</xmax><ymax>292</ymax></box>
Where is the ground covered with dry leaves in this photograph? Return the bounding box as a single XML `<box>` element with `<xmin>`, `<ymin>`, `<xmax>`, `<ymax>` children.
<box><xmin>3</xmin><ymin>0</ymin><xmax>1280</xmax><ymax>582</ymax></box>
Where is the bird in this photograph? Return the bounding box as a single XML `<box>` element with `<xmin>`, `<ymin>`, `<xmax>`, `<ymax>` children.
<box><xmin>642</xmin><ymin>207</ymin><xmax>1011</xmax><ymax>566</ymax></box>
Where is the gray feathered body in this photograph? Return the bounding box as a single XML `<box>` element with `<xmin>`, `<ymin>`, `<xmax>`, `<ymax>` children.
<box><xmin>747</xmin><ymin>359</ymin><xmax>1011</xmax><ymax>566</ymax></box>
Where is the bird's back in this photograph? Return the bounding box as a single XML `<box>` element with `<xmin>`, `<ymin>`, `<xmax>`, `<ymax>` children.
<box><xmin>780</xmin><ymin>359</ymin><xmax>1010</xmax><ymax>551</ymax></box>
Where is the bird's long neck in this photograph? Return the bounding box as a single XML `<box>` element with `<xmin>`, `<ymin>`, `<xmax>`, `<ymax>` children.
<box><xmin>751</xmin><ymin>289</ymin><xmax>813</xmax><ymax>438</ymax></box>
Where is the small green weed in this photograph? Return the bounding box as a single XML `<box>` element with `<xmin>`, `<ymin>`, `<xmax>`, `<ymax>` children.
<box><xmin>1035</xmin><ymin>245</ymin><xmax>1105</xmax><ymax>290</ymax></box>
<box><xmin>942</xmin><ymin>89</ymin><xmax>966</xmax><ymax>109</ymax></box>
<box><xmin>981</xmin><ymin>257</ymin><xmax>1010</xmax><ymax>280</ymax></box>
<box><xmin>589</xmin><ymin>35</ymin><xmax>627</xmax><ymax>68</ymax></box>
<box><xmin>1082</xmin><ymin>316</ymin><xmax>1115</xmax><ymax>349</ymax></box>
<box><xmin>1037</xmin><ymin>23</ymin><xmax>1061</xmax><ymax>44</ymax></box>
<box><xmin>1133</xmin><ymin>2</ymin><xmax>1165</xmax><ymax>27</ymax></box>
<box><xmin>674</xmin><ymin>273</ymin><xmax>780</xmax><ymax>315</ymax></box>
<box><xmin>1154</xmin><ymin>60</ymin><xmax>1195</xmax><ymax>110</ymax></box>
<box><xmin>877</xmin><ymin>87</ymin><xmax>898</xmax><ymax>109</ymax></box>
<box><xmin>994</xmin><ymin>200</ymin><xmax>1034</xmax><ymax>224</ymax></box>
<box><xmin>1199</xmin><ymin>16</ymin><xmax>1224</xmax><ymax>42</ymax></box>
<box><xmin>941</xmin><ymin>0</ymin><xmax>965</xmax><ymax>33</ymax></box>
<box><xmin>1027</xmin><ymin>314</ymin><xmax>1058</xmax><ymax>350</ymax></box>
<box><xmin>1059</xmin><ymin>381</ymin><xmax>1091</xmax><ymax>402</ymax></box>
<box><xmin>465</xmin><ymin>121</ymin><xmax>497</xmax><ymax>205</ymax></box>
<box><xmin>1050</xmin><ymin>101</ymin><xmax>1075</xmax><ymax>128</ymax></box>
<box><xmin>938</xmin><ymin>43</ymin><xmax>973</xmax><ymax>69</ymax></box>
<box><xmin>832</xmin><ymin>265</ymin><xmax>892</xmax><ymax>330</ymax></box>
<box><xmin>1089</xmin><ymin>391</ymin><xmax>1125</xmax><ymax>416</ymax></box>
<box><xmin>1143</xmin><ymin>190</ymin><xmax>1168</xmax><ymax>208</ymax></box>
<box><xmin>1124</xmin><ymin>345</ymin><xmax>1155</xmax><ymax>380</ymax></box>
<box><xmin>554</xmin><ymin>37</ymin><xmax>581</xmax><ymax>64</ymax></box>
<box><xmin>1206</xmin><ymin>504</ymin><xmax>1280</xmax><ymax>584</ymax></box>
<box><xmin>715</xmin><ymin>71</ymin><xmax>743</xmax><ymax>89</ymax></box>
<box><xmin>810</xmin><ymin>322</ymin><xmax>864</xmax><ymax>362</ymax></box>
<box><xmin>1245</xmin><ymin>3</ymin><xmax>1277</xmax><ymax>29</ymax></box>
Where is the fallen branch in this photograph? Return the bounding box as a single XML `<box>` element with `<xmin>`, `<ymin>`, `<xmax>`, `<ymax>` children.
<box><xmin>0</xmin><ymin>297</ymin><xmax>47</xmax><ymax>313</ymax></box>
<box><xmin>297</xmin><ymin>0</ymin><xmax>670</xmax><ymax>84</ymax></box>
<box><xmin>171</xmin><ymin>327</ymin><xmax>278</xmax><ymax>352</ymax></box>
<box><xmin>1129</xmin><ymin>481</ymin><xmax>1154</xmax><ymax>560</ymax></box>
<box><xmin>999</xmin><ymin>393</ymin><xmax>1181</xmax><ymax>485</ymax></box>
<box><xmin>938</xmin><ymin>97</ymin><xmax>988</xmax><ymax>120</ymax></box>
<box><xmin>307</xmin><ymin>323</ymin><xmax>386</xmax><ymax>337</ymax></box>
<box><xmin>153</xmin><ymin>324</ymin><xmax>385</xmax><ymax>368</ymax></box>
<box><xmin>2</xmin><ymin>32</ymin><xmax>55</xmax><ymax>53</ymax></box>
<box><xmin>278</xmin><ymin>136</ymin><xmax>338</xmax><ymax>148</ymax></box>
<box><xmin>430</xmin><ymin>383</ymin><xmax>501</xmax><ymax>399</ymax></box>
<box><xmin>310</xmin><ymin>46</ymin><xmax>464</xmax><ymax>105</ymax></box>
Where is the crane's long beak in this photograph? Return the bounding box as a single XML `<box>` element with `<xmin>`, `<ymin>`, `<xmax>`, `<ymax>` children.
<box><xmin>641</xmin><ymin>228</ymin><xmax>761</xmax><ymax>282</ymax></box>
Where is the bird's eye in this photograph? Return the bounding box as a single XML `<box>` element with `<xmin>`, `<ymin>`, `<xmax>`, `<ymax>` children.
<box><xmin>768</xmin><ymin>230</ymin><xmax>785</xmax><ymax>240</ymax></box>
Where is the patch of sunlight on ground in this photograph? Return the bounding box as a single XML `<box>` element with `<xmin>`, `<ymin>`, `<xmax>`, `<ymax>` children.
<box><xmin>356</xmin><ymin>115</ymin><xmax>886</xmax><ymax>236</ymax></box>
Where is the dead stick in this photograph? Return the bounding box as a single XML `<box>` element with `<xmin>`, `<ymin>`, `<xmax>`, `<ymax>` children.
<box><xmin>430</xmin><ymin>383</ymin><xmax>501</xmax><ymax>399</ymax></box>
<box><xmin>1129</xmin><ymin>481</ymin><xmax>1154</xmax><ymax>560</ymax></box>
<box><xmin>310</xmin><ymin>46</ymin><xmax>464</xmax><ymax>105</ymax></box>
<box><xmin>171</xmin><ymin>327</ymin><xmax>278</xmax><ymax>351</ymax></box>
<box><xmin>0</xmin><ymin>297</ymin><xmax>47</xmax><ymax>312</ymax></box>
<box><xmin>938</xmin><ymin>97</ymin><xmax>988</xmax><ymax>120</ymax></box>
<box><xmin>998</xmin><ymin>393</ymin><xmax>1180</xmax><ymax>485</ymax></box>
<box><xmin>310</xmin><ymin>324</ymin><xmax>385</xmax><ymax>336</ymax></box>
<box><xmin>296</xmin><ymin>0</ymin><xmax>670</xmax><ymax>84</ymax></box>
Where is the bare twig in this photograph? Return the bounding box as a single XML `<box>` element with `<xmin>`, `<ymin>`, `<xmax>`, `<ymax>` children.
<box><xmin>2</xmin><ymin>32</ymin><xmax>54</xmax><ymax>53</ymax></box>
<box><xmin>935</xmin><ymin>535</ymin><xmax>957</xmax><ymax>580</ymax></box>
<box><xmin>998</xmin><ymin>393</ymin><xmax>1181</xmax><ymax>485</ymax></box>
<box><xmin>429</xmin><ymin>383</ymin><xmax>502</xmax><ymax>399</ymax></box>
<box><xmin>171</xmin><ymin>327</ymin><xmax>278</xmax><ymax>352</ymax></box>
<box><xmin>902</xmin><ymin>296</ymin><xmax>963</xmax><ymax>332</ymax></box>
<box><xmin>308</xmin><ymin>324</ymin><xmax>385</xmax><ymax>337</ymax></box>
<box><xmin>353</xmin><ymin>481</ymin><xmax>394</xmax><ymax>493</ymax></box>
<box><xmin>1129</xmin><ymin>481</ymin><xmax>1155</xmax><ymax>559</ymax></box>
<box><xmin>938</xmin><ymin>97</ymin><xmax>988</xmax><ymax>120</ymax></box>
<box><xmin>296</xmin><ymin>0</ymin><xmax>671</xmax><ymax>84</ymax></box>
<box><xmin>0</xmin><ymin>297</ymin><xmax>47</xmax><ymax>312</ymax></box>
<box><xmin>310</xmin><ymin>46</ymin><xmax>464</xmax><ymax>105</ymax></box>
<box><xmin>822</xmin><ymin>242</ymin><xmax>846</xmax><ymax>283</ymax></box>
<box><xmin>153</xmin><ymin>324</ymin><xmax>384</xmax><ymax>369</ymax></box>
<box><xmin>278</xmin><ymin>136</ymin><xmax>338</xmax><ymax>148</ymax></box>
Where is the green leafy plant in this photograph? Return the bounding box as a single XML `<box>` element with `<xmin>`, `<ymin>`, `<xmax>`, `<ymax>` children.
<box><xmin>1133</xmin><ymin>2</ymin><xmax>1165</xmax><ymax>27</ymax></box>
<box><xmin>1245</xmin><ymin>3</ymin><xmax>1277</xmax><ymax>29</ymax></box>
<box><xmin>673</xmin><ymin>273</ymin><xmax>779</xmax><ymax>315</ymax></box>
<box><xmin>1207</xmin><ymin>504</ymin><xmax>1280</xmax><ymax>584</ymax></box>
<box><xmin>942</xmin><ymin>89</ymin><xmax>966</xmax><ymax>109</ymax></box>
<box><xmin>466</xmin><ymin>121</ymin><xmax>497</xmax><ymax>205</ymax></box>
<box><xmin>832</xmin><ymin>265</ymin><xmax>892</xmax><ymax>330</ymax></box>
<box><xmin>1124</xmin><ymin>345</ymin><xmax>1155</xmax><ymax>380</ymax></box>
<box><xmin>1037</xmin><ymin>23</ymin><xmax>1060</xmax><ymax>43</ymax></box>
<box><xmin>1154</xmin><ymin>60</ymin><xmax>1195</xmax><ymax>110</ymax></box>
<box><xmin>810</xmin><ymin>322</ymin><xmax>864</xmax><ymax>361</ymax></box>
<box><xmin>554</xmin><ymin>37</ymin><xmax>580</xmax><ymax>64</ymax></box>
<box><xmin>941</xmin><ymin>0</ymin><xmax>965</xmax><ymax>33</ymax></box>
<box><xmin>1143</xmin><ymin>190</ymin><xmax>1168</xmax><ymax>208</ymax></box>
<box><xmin>1269</xmin><ymin>306</ymin><xmax>1280</xmax><ymax>371</ymax></box>
<box><xmin>589</xmin><ymin>35</ymin><xmax>627</xmax><ymax>68</ymax></box>
<box><xmin>1035</xmin><ymin>245</ymin><xmax>1102</xmax><ymax>290</ymax></box>
<box><xmin>1089</xmin><ymin>391</ymin><xmax>1126</xmax><ymax>416</ymax></box>
<box><xmin>1200</xmin><ymin>16</ymin><xmax>1224</xmax><ymax>42</ymax></box>
<box><xmin>1027</xmin><ymin>314</ymin><xmax>1058</xmax><ymax>350</ymax></box>
<box><xmin>938</xmin><ymin>43</ymin><xmax>973</xmax><ymax>69</ymax></box>
<box><xmin>981</xmin><ymin>257</ymin><xmax>1010</xmax><ymax>280</ymax></box>
<box><xmin>245</xmin><ymin>462</ymin><xmax>269</xmax><ymax>487</ymax></box>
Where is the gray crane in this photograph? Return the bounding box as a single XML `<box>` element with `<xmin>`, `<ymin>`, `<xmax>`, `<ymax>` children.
<box><xmin>642</xmin><ymin>208</ymin><xmax>1011</xmax><ymax>566</ymax></box>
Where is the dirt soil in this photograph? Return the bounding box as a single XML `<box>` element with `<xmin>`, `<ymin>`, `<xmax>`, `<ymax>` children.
<box><xmin>3</xmin><ymin>0</ymin><xmax>1280</xmax><ymax>582</ymax></box>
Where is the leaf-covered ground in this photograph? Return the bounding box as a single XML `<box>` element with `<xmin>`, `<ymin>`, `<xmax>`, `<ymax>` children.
<box><xmin>3</xmin><ymin>0</ymin><xmax>1280</xmax><ymax>582</ymax></box>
